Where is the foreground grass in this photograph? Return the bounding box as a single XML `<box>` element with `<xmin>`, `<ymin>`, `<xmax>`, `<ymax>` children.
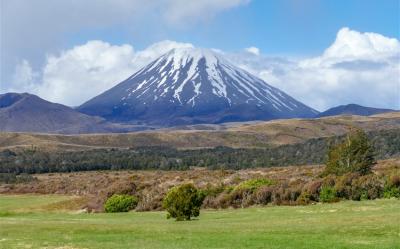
<box><xmin>0</xmin><ymin>195</ymin><xmax>399</xmax><ymax>249</ymax></box>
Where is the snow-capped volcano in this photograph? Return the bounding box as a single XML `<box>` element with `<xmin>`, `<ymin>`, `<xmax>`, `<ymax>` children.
<box><xmin>78</xmin><ymin>47</ymin><xmax>317</xmax><ymax>125</ymax></box>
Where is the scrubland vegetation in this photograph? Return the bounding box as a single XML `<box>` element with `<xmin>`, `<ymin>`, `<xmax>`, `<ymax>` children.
<box><xmin>0</xmin><ymin>128</ymin><xmax>399</xmax><ymax>248</ymax></box>
<box><xmin>0</xmin><ymin>158</ymin><xmax>398</xmax><ymax>212</ymax></box>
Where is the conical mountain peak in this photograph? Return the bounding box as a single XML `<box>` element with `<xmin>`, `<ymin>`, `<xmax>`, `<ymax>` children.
<box><xmin>79</xmin><ymin>47</ymin><xmax>317</xmax><ymax>125</ymax></box>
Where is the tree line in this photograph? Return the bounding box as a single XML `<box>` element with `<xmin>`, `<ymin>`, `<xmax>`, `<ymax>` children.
<box><xmin>0</xmin><ymin>128</ymin><xmax>399</xmax><ymax>174</ymax></box>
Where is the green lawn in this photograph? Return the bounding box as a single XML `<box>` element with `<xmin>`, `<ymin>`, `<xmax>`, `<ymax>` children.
<box><xmin>0</xmin><ymin>195</ymin><xmax>399</xmax><ymax>249</ymax></box>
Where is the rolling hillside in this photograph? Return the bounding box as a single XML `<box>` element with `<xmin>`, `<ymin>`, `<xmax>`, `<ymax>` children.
<box><xmin>1</xmin><ymin>112</ymin><xmax>399</xmax><ymax>151</ymax></box>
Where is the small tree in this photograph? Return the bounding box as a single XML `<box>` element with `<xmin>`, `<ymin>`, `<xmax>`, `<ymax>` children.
<box><xmin>163</xmin><ymin>183</ymin><xmax>204</xmax><ymax>221</ymax></box>
<box><xmin>324</xmin><ymin>128</ymin><xmax>376</xmax><ymax>176</ymax></box>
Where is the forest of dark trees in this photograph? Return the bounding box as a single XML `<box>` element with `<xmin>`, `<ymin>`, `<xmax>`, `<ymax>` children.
<box><xmin>0</xmin><ymin>129</ymin><xmax>399</xmax><ymax>174</ymax></box>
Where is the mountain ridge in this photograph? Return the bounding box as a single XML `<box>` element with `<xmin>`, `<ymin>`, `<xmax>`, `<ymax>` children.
<box><xmin>0</xmin><ymin>92</ymin><xmax>145</xmax><ymax>134</ymax></box>
<box><xmin>317</xmin><ymin>103</ymin><xmax>397</xmax><ymax>117</ymax></box>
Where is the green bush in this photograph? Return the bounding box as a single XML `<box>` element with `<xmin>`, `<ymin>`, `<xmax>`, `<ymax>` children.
<box><xmin>324</xmin><ymin>129</ymin><xmax>376</xmax><ymax>176</ymax></box>
<box><xmin>198</xmin><ymin>184</ymin><xmax>225</xmax><ymax>198</ymax></box>
<box><xmin>383</xmin><ymin>186</ymin><xmax>400</xmax><ymax>198</ymax></box>
<box><xmin>235</xmin><ymin>178</ymin><xmax>274</xmax><ymax>192</ymax></box>
<box><xmin>383</xmin><ymin>175</ymin><xmax>400</xmax><ymax>198</ymax></box>
<box><xmin>319</xmin><ymin>186</ymin><xmax>337</xmax><ymax>203</ymax></box>
<box><xmin>163</xmin><ymin>183</ymin><xmax>204</xmax><ymax>221</ymax></box>
<box><xmin>104</xmin><ymin>194</ymin><xmax>138</xmax><ymax>213</ymax></box>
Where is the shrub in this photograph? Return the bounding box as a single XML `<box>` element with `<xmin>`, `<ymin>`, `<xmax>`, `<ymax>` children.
<box><xmin>350</xmin><ymin>174</ymin><xmax>384</xmax><ymax>200</ymax></box>
<box><xmin>334</xmin><ymin>173</ymin><xmax>359</xmax><ymax>199</ymax></box>
<box><xmin>271</xmin><ymin>187</ymin><xmax>285</xmax><ymax>205</ymax></box>
<box><xmin>229</xmin><ymin>188</ymin><xmax>254</xmax><ymax>208</ymax></box>
<box><xmin>198</xmin><ymin>184</ymin><xmax>225</xmax><ymax>198</ymax></box>
<box><xmin>319</xmin><ymin>186</ymin><xmax>337</xmax><ymax>203</ymax></box>
<box><xmin>204</xmin><ymin>191</ymin><xmax>231</xmax><ymax>209</ymax></box>
<box><xmin>303</xmin><ymin>180</ymin><xmax>323</xmax><ymax>201</ymax></box>
<box><xmin>253</xmin><ymin>186</ymin><xmax>274</xmax><ymax>205</ymax></box>
<box><xmin>297</xmin><ymin>191</ymin><xmax>312</xmax><ymax>205</ymax></box>
<box><xmin>104</xmin><ymin>194</ymin><xmax>138</xmax><ymax>213</ymax></box>
<box><xmin>383</xmin><ymin>175</ymin><xmax>400</xmax><ymax>198</ymax></box>
<box><xmin>389</xmin><ymin>175</ymin><xmax>400</xmax><ymax>187</ymax></box>
<box><xmin>235</xmin><ymin>178</ymin><xmax>274</xmax><ymax>192</ymax></box>
<box><xmin>163</xmin><ymin>183</ymin><xmax>204</xmax><ymax>221</ymax></box>
<box><xmin>284</xmin><ymin>187</ymin><xmax>302</xmax><ymax>204</ymax></box>
<box><xmin>324</xmin><ymin>129</ymin><xmax>376</xmax><ymax>176</ymax></box>
<box><xmin>383</xmin><ymin>186</ymin><xmax>400</xmax><ymax>198</ymax></box>
<box><xmin>105</xmin><ymin>180</ymin><xmax>137</xmax><ymax>198</ymax></box>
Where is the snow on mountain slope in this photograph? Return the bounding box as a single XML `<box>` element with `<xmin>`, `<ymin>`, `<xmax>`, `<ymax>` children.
<box><xmin>78</xmin><ymin>47</ymin><xmax>318</xmax><ymax>125</ymax></box>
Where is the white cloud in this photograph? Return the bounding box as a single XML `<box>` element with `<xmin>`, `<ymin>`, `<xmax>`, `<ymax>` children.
<box><xmin>229</xmin><ymin>28</ymin><xmax>400</xmax><ymax>111</ymax></box>
<box><xmin>11</xmin><ymin>60</ymin><xmax>39</xmax><ymax>93</ymax></box>
<box><xmin>8</xmin><ymin>28</ymin><xmax>400</xmax><ymax>111</ymax></box>
<box><xmin>131</xmin><ymin>40</ymin><xmax>194</xmax><ymax>68</ymax></box>
<box><xmin>1</xmin><ymin>0</ymin><xmax>249</xmax><ymax>89</ymax></box>
<box><xmin>10</xmin><ymin>40</ymin><xmax>194</xmax><ymax>106</ymax></box>
<box><xmin>245</xmin><ymin>47</ymin><xmax>260</xmax><ymax>55</ymax></box>
<box><xmin>301</xmin><ymin>27</ymin><xmax>400</xmax><ymax>67</ymax></box>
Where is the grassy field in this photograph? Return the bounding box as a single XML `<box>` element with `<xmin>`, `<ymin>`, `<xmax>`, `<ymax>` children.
<box><xmin>0</xmin><ymin>195</ymin><xmax>399</xmax><ymax>249</ymax></box>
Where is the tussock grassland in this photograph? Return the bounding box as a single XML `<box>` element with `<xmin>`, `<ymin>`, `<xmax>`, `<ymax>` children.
<box><xmin>1</xmin><ymin>112</ymin><xmax>399</xmax><ymax>151</ymax></box>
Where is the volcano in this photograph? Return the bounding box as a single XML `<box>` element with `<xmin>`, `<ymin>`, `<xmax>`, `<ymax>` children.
<box><xmin>78</xmin><ymin>47</ymin><xmax>318</xmax><ymax>125</ymax></box>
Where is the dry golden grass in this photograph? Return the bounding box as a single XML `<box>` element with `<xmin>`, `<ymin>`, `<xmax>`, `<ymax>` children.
<box><xmin>0</xmin><ymin>112</ymin><xmax>399</xmax><ymax>151</ymax></box>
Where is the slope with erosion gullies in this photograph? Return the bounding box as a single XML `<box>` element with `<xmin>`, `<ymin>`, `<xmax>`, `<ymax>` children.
<box><xmin>0</xmin><ymin>112</ymin><xmax>399</xmax><ymax>151</ymax></box>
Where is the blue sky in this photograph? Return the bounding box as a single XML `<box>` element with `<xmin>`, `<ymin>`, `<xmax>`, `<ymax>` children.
<box><xmin>67</xmin><ymin>0</ymin><xmax>400</xmax><ymax>55</ymax></box>
<box><xmin>1</xmin><ymin>0</ymin><xmax>399</xmax><ymax>110</ymax></box>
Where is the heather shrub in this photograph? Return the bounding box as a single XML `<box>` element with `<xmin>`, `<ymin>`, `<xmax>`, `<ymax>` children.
<box><xmin>278</xmin><ymin>184</ymin><xmax>302</xmax><ymax>205</ymax></box>
<box><xmin>271</xmin><ymin>187</ymin><xmax>285</xmax><ymax>205</ymax></box>
<box><xmin>322</xmin><ymin>175</ymin><xmax>336</xmax><ymax>187</ymax></box>
<box><xmin>334</xmin><ymin>173</ymin><xmax>359</xmax><ymax>199</ymax></box>
<box><xmin>136</xmin><ymin>191</ymin><xmax>165</xmax><ymax>211</ymax></box>
<box><xmin>297</xmin><ymin>191</ymin><xmax>312</xmax><ymax>205</ymax></box>
<box><xmin>223</xmin><ymin>178</ymin><xmax>275</xmax><ymax>208</ymax></box>
<box><xmin>350</xmin><ymin>174</ymin><xmax>384</xmax><ymax>200</ymax></box>
<box><xmin>104</xmin><ymin>194</ymin><xmax>138</xmax><ymax>213</ymax></box>
<box><xmin>389</xmin><ymin>175</ymin><xmax>400</xmax><ymax>187</ymax></box>
<box><xmin>207</xmin><ymin>191</ymin><xmax>232</xmax><ymax>209</ymax></box>
<box><xmin>163</xmin><ymin>184</ymin><xmax>204</xmax><ymax>221</ymax></box>
<box><xmin>228</xmin><ymin>188</ymin><xmax>253</xmax><ymax>208</ymax></box>
<box><xmin>253</xmin><ymin>186</ymin><xmax>274</xmax><ymax>205</ymax></box>
<box><xmin>105</xmin><ymin>180</ymin><xmax>137</xmax><ymax>198</ymax></box>
<box><xmin>303</xmin><ymin>180</ymin><xmax>323</xmax><ymax>201</ymax></box>
<box><xmin>319</xmin><ymin>186</ymin><xmax>337</xmax><ymax>203</ymax></box>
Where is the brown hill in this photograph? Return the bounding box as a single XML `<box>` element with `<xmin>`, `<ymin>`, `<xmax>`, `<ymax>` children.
<box><xmin>1</xmin><ymin>112</ymin><xmax>399</xmax><ymax>151</ymax></box>
<box><xmin>0</xmin><ymin>93</ymin><xmax>144</xmax><ymax>134</ymax></box>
